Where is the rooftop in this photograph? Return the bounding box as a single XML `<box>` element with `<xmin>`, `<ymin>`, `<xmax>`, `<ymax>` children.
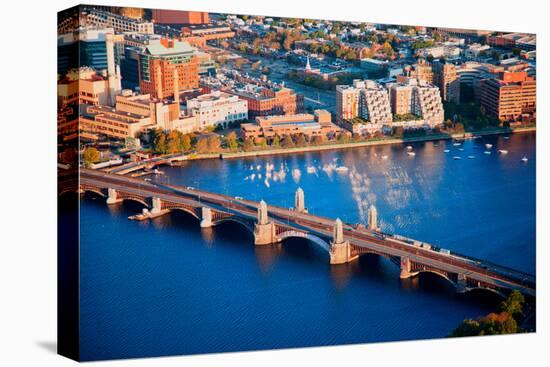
<box><xmin>145</xmin><ymin>39</ymin><xmax>195</xmax><ymax>56</ymax></box>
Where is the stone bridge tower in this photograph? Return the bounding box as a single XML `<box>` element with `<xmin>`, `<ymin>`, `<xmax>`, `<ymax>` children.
<box><xmin>295</xmin><ymin>187</ymin><xmax>307</xmax><ymax>213</ymax></box>
<box><xmin>329</xmin><ymin>218</ymin><xmax>357</xmax><ymax>264</ymax></box>
<box><xmin>368</xmin><ymin>205</ymin><xmax>379</xmax><ymax>231</ymax></box>
<box><xmin>254</xmin><ymin>200</ymin><xmax>276</xmax><ymax>245</ymax></box>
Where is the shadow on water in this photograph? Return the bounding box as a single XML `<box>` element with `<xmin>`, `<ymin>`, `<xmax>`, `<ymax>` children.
<box><xmin>352</xmin><ymin>254</ymin><xmax>399</xmax><ymax>283</ymax></box>
<box><xmin>279</xmin><ymin>237</ymin><xmax>330</xmax><ymax>264</ymax></box>
<box><xmin>400</xmin><ymin>272</ymin><xmax>502</xmax><ymax>307</ymax></box>
<box><xmin>349</xmin><ymin>256</ymin><xmax>502</xmax><ymax>308</ymax></box>
<box><xmin>400</xmin><ymin>272</ymin><xmax>458</xmax><ymax>297</ymax></box>
<box><xmin>459</xmin><ymin>288</ymin><xmax>504</xmax><ymax>307</ymax></box>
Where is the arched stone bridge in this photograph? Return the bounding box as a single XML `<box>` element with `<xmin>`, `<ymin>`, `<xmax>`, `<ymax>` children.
<box><xmin>71</xmin><ymin>169</ymin><xmax>536</xmax><ymax>298</ymax></box>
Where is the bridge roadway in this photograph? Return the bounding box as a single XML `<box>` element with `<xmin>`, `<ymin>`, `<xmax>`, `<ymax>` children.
<box><xmin>78</xmin><ymin>169</ymin><xmax>536</xmax><ymax>297</ymax></box>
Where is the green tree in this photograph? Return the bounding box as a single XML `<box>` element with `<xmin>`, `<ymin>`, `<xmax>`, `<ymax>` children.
<box><xmin>451</xmin><ymin>291</ymin><xmax>525</xmax><ymax>337</ymax></box>
<box><xmin>196</xmin><ymin>136</ymin><xmax>209</xmax><ymax>153</ymax></box>
<box><xmin>311</xmin><ymin>135</ymin><xmax>325</xmax><ymax>145</ymax></box>
<box><xmin>271</xmin><ymin>135</ymin><xmax>281</xmax><ymax>147</ymax></box>
<box><xmin>383</xmin><ymin>41</ymin><xmax>394</xmax><ymax>58</ymax></box>
<box><xmin>82</xmin><ymin>147</ymin><xmax>100</xmax><ymax>167</ymax></box>
<box><xmin>153</xmin><ymin>131</ymin><xmax>168</xmax><ymax>154</ymax></box>
<box><xmin>226</xmin><ymin>131</ymin><xmax>239</xmax><ymax>151</ymax></box>
<box><xmin>498</xmin><ymin>290</ymin><xmax>525</xmax><ymax>319</ymax></box>
<box><xmin>450</xmin><ymin>319</ymin><xmax>481</xmax><ymax>337</ymax></box>
<box><xmin>60</xmin><ymin>147</ymin><xmax>77</xmax><ymax>165</ymax></box>
<box><xmin>295</xmin><ymin>134</ymin><xmax>307</xmax><ymax>147</ymax></box>
<box><xmin>336</xmin><ymin>132</ymin><xmax>349</xmax><ymax>144</ymax></box>
<box><xmin>243</xmin><ymin>138</ymin><xmax>255</xmax><ymax>152</ymax></box>
<box><xmin>182</xmin><ymin>134</ymin><xmax>192</xmax><ymax>152</ymax></box>
<box><xmin>207</xmin><ymin>135</ymin><xmax>221</xmax><ymax>153</ymax></box>
<box><xmin>166</xmin><ymin>130</ymin><xmax>183</xmax><ymax>154</ymax></box>
<box><xmin>281</xmin><ymin>135</ymin><xmax>295</xmax><ymax>148</ymax></box>
<box><xmin>238</xmin><ymin>42</ymin><xmax>248</xmax><ymax>52</ymax></box>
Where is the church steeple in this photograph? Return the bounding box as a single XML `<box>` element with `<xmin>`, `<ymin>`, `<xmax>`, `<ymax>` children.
<box><xmin>305</xmin><ymin>55</ymin><xmax>312</xmax><ymax>71</ymax></box>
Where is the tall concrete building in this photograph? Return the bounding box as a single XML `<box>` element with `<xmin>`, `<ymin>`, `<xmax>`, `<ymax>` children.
<box><xmin>433</xmin><ymin>61</ymin><xmax>460</xmax><ymax>104</ymax></box>
<box><xmin>138</xmin><ymin>38</ymin><xmax>199</xmax><ymax>99</ymax></box>
<box><xmin>480</xmin><ymin>71</ymin><xmax>536</xmax><ymax>122</ymax></box>
<box><xmin>57</xmin><ymin>28</ymin><xmax>124</xmax><ymax>78</ymax></box>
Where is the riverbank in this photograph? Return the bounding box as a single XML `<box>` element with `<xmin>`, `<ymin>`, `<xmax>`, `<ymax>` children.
<box><xmin>185</xmin><ymin>126</ymin><xmax>536</xmax><ymax>161</ymax></box>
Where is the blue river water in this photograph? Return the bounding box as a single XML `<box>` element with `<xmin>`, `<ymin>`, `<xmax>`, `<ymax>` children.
<box><xmin>78</xmin><ymin>132</ymin><xmax>535</xmax><ymax>361</ymax></box>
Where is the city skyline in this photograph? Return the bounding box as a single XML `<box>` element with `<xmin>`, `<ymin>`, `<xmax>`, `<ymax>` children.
<box><xmin>57</xmin><ymin>4</ymin><xmax>536</xmax><ymax>362</ymax></box>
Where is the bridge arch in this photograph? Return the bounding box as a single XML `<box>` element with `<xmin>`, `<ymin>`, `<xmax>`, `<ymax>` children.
<box><xmin>277</xmin><ymin>230</ymin><xmax>331</xmax><ymax>253</ymax></box>
<box><xmin>463</xmin><ymin>286</ymin><xmax>506</xmax><ymax>298</ymax></box>
<box><xmin>81</xmin><ymin>187</ymin><xmax>106</xmax><ymax>198</ymax></box>
<box><xmin>167</xmin><ymin>207</ymin><xmax>201</xmax><ymax>220</ymax></box>
<box><xmin>211</xmin><ymin>217</ymin><xmax>255</xmax><ymax>235</ymax></box>
<box><xmin>355</xmin><ymin>250</ymin><xmax>395</xmax><ymax>261</ymax></box>
<box><xmin>117</xmin><ymin>197</ymin><xmax>149</xmax><ymax>208</ymax></box>
<box><xmin>58</xmin><ymin>188</ymin><xmax>78</xmax><ymax>197</ymax></box>
<box><xmin>413</xmin><ymin>269</ymin><xmax>458</xmax><ymax>288</ymax></box>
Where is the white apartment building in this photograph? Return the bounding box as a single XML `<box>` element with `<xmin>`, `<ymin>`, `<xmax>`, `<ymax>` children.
<box><xmin>359</xmin><ymin>83</ymin><xmax>393</xmax><ymax>126</ymax></box>
<box><xmin>387</xmin><ymin>78</ymin><xmax>444</xmax><ymax>129</ymax></box>
<box><xmin>418</xmin><ymin>45</ymin><xmax>461</xmax><ymax>59</ymax></box>
<box><xmin>336</xmin><ymin>80</ymin><xmax>392</xmax><ymax>134</ymax></box>
<box><xmin>463</xmin><ymin>43</ymin><xmax>492</xmax><ymax>60</ymax></box>
<box><xmin>415</xmin><ymin>85</ymin><xmax>444</xmax><ymax>127</ymax></box>
<box><xmin>187</xmin><ymin>91</ymin><xmax>248</xmax><ymax>130</ymax></box>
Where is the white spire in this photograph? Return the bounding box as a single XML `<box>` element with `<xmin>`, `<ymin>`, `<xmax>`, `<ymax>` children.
<box><xmin>305</xmin><ymin>55</ymin><xmax>311</xmax><ymax>71</ymax></box>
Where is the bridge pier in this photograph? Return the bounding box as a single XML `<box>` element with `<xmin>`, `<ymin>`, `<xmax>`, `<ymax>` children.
<box><xmin>106</xmin><ymin>188</ymin><xmax>122</xmax><ymax>204</ymax></box>
<box><xmin>254</xmin><ymin>200</ymin><xmax>276</xmax><ymax>245</ymax></box>
<box><xmin>456</xmin><ymin>273</ymin><xmax>467</xmax><ymax>293</ymax></box>
<box><xmin>400</xmin><ymin>257</ymin><xmax>412</xmax><ymax>279</ymax></box>
<box><xmin>329</xmin><ymin>218</ymin><xmax>357</xmax><ymax>264</ymax></box>
<box><xmin>151</xmin><ymin>197</ymin><xmax>162</xmax><ymax>214</ymax></box>
<box><xmin>200</xmin><ymin>207</ymin><xmax>213</xmax><ymax>228</ymax></box>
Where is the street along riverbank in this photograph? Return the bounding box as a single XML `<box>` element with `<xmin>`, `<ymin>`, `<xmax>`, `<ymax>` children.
<box><xmin>185</xmin><ymin>127</ymin><xmax>536</xmax><ymax>161</ymax></box>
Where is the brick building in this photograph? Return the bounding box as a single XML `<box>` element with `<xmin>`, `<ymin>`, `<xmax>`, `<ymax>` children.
<box><xmin>480</xmin><ymin>71</ymin><xmax>536</xmax><ymax>122</ymax></box>
<box><xmin>152</xmin><ymin>10</ymin><xmax>209</xmax><ymax>25</ymax></box>
<box><xmin>138</xmin><ymin>38</ymin><xmax>199</xmax><ymax>99</ymax></box>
